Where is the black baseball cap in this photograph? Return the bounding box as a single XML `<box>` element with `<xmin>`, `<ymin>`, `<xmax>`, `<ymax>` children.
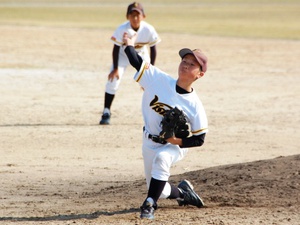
<box><xmin>127</xmin><ymin>2</ymin><xmax>145</xmax><ymax>16</ymax></box>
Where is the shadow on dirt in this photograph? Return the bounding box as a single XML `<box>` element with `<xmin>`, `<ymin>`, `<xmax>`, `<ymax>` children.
<box><xmin>0</xmin><ymin>208</ymin><xmax>139</xmax><ymax>222</ymax></box>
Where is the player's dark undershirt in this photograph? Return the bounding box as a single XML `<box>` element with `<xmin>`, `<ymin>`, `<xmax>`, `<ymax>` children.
<box><xmin>125</xmin><ymin>45</ymin><xmax>206</xmax><ymax>148</ymax></box>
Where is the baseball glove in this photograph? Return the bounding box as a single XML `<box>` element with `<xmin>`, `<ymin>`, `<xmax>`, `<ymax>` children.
<box><xmin>159</xmin><ymin>107</ymin><xmax>189</xmax><ymax>140</ymax></box>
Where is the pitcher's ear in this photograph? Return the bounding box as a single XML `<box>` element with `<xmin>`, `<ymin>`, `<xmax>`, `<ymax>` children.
<box><xmin>196</xmin><ymin>71</ymin><xmax>205</xmax><ymax>80</ymax></box>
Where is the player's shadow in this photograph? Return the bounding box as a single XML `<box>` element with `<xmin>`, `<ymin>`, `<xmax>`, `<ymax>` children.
<box><xmin>0</xmin><ymin>208</ymin><xmax>139</xmax><ymax>222</ymax></box>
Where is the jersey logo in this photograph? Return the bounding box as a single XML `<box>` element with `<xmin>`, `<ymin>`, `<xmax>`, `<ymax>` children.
<box><xmin>150</xmin><ymin>95</ymin><xmax>172</xmax><ymax>116</ymax></box>
<box><xmin>134</xmin><ymin>44</ymin><xmax>144</xmax><ymax>49</ymax></box>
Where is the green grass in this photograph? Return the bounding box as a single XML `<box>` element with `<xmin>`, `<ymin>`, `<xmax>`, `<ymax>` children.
<box><xmin>0</xmin><ymin>0</ymin><xmax>299</xmax><ymax>39</ymax></box>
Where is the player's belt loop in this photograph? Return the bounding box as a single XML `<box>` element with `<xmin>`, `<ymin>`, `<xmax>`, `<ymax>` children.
<box><xmin>143</xmin><ymin>127</ymin><xmax>167</xmax><ymax>144</ymax></box>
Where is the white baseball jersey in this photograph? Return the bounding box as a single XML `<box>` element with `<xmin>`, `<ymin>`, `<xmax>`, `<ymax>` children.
<box><xmin>134</xmin><ymin>60</ymin><xmax>208</xmax><ymax>198</ymax></box>
<box><xmin>105</xmin><ymin>21</ymin><xmax>161</xmax><ymax>95</ymax></box>
<box><xmin>135</xmin><ymin>61</ymin><xmax>208</xmax><ymax>138</ymax></box>
<box><xmin>111</xmin><ymin>21</ymin><xmax>161</xmax><ymax>67</ymax></box>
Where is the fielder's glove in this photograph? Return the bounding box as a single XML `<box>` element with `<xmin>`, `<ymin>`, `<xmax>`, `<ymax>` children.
<box><xmin>159</xmin><ymin>107</ymin><xmax>190</xmax><ymax>140</ymax></box>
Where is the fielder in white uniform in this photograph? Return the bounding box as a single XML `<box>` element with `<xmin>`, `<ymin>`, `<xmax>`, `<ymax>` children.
<box><xmin>123</xmin><ymin>33</ymin><xmax>208</xmax><ymax>219</ymax></box>
<box><xmin>99</xmin><ymin>2</ymin><xmax>161</xmax><ymax>125</ymax></box>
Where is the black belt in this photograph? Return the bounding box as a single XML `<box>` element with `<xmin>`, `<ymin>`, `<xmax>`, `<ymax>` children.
<box><xmin>143</xmin><ymin>127</ymin><xmax>167</xmax><ymax>144</ymax></box>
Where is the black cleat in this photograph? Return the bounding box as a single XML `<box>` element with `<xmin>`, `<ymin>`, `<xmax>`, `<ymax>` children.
<box><xmin>140</xmin><ymin>200</ymin><xmax>155</xmax><ymax>219</ymax></box>
<box><xmin>99</xmin><ymin>113</ymin><xmax>110</xmax><ymax>125</ymax></box>
<box><xmin>177</xmin><ymin>180</ymin><xmax>204</xmax><ymax>208</ymax></box>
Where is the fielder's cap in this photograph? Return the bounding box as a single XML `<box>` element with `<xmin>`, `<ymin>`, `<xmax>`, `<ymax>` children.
<box><xmin>179</xmin><ymin>48</ymin><xmax>208</xmax><ymax>73</ymax></box>
<box><xmin>127</xmin><ymin>2</ymin><xmax>145</xmax><ymax>16</ymax></box>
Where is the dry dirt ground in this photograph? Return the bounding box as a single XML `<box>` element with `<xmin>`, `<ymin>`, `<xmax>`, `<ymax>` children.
<box><xmin>0</xmin><ymin>25</ymin><xmax>300</xmax><ymax>224</ymax></box>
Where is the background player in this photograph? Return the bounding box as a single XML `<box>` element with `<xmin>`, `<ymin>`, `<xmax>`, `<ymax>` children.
<box><xmin>123</xmin><ymin>32</ymin><xmax>208</xmax><ymax>219</ymax></box>
<box><xmin>99</xmin><ymin>2</ymin><xmax>161</xmax><ymax>125</ymax></box>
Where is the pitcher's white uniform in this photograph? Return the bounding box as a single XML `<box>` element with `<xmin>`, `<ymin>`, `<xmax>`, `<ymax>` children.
<box><xmin>105</xmin><ymin>21</ymin><xmax>161</xmax><ymax>94</ymax></box>
<box><xmin>134</xmin><ymin>61</ymin><xmax>208</xmax><ymax>198</ymax></box>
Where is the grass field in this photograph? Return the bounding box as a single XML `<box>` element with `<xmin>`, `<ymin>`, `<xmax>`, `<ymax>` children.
<box><xmin>0</xmin><ymin>0</ymin><xmax>299</xmax><ymax>39</ymax></box>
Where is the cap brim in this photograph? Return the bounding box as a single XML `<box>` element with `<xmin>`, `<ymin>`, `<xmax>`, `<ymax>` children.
<box><xmin>130</xmin><ymin>8</ymin><xmax>143</xmax><ymax>15</ymax></box>
<box><xmin>179</xmin><ymin>48</ymin><xmax>194</xmax><ymax>59</ymax></box>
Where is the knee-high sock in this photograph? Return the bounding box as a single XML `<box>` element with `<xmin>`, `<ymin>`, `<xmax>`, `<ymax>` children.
<box><xmin>147</xmin><ymin>178</ymin><xmax>166</xmax><ymax>203</ymax></box>
<box><xmin>104</xmin><ymin>92</ymin><xmax>115</xmax><ymax>110</ymax></box>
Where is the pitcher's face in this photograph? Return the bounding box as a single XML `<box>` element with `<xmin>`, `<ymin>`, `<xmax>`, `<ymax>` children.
<box><xmin>178</xmin><ymin>54</ymin><xmax>202</xmax><ymax>81</ymax></box>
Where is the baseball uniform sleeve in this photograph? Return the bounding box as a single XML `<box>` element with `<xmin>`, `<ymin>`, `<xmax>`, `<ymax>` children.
<box><xmin>111</xmin><ymin>22</ymin><xmax>127</xmax><ymax>46</ymax></box>
<box><xmin>147</xmin><ymin>26</ymin><xmax>161</xmax><ymax>47</ymax></box>
<box><xmin>190</xmin><ymin>103</ymin><xmax>208</xmax><ymax>136</ymax></box>
<box><xmin>181</xmin><ymin>133</ymin><xmax>206</xmax><ymax>148</ymax></box>
<box><xmin>124</xmin><ymin>46</ymin><xmax>143</xmax><ymax>71</ymax></box>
